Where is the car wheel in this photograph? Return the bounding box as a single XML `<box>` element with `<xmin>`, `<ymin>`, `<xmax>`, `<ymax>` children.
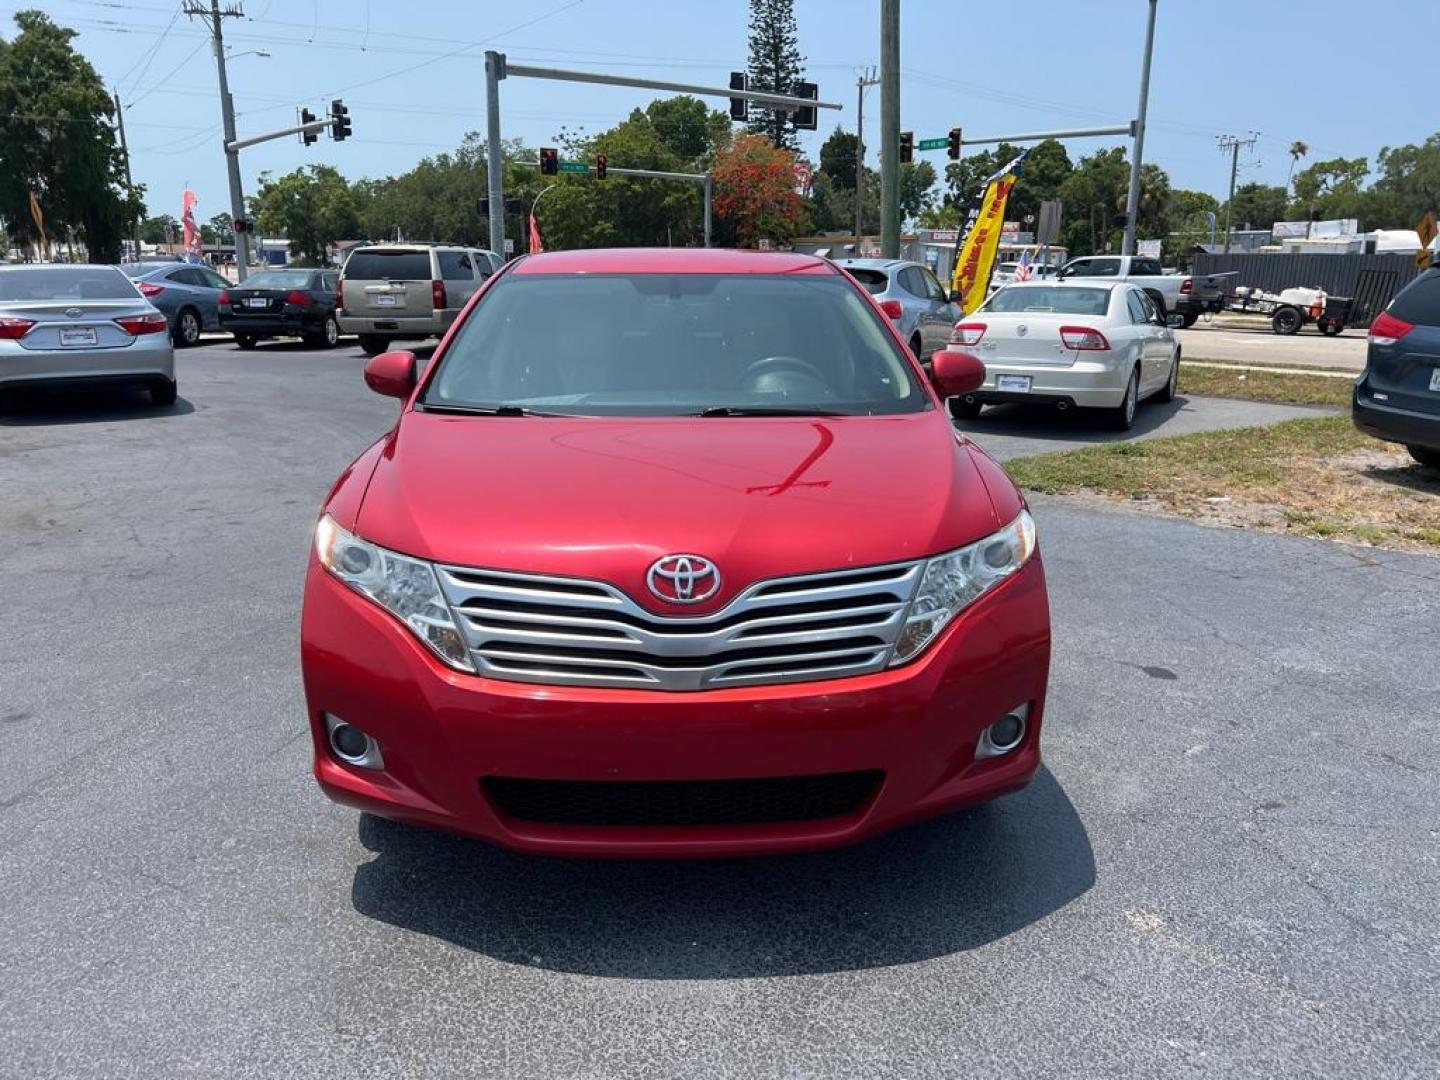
<box><xmin>234</xmin><ymin>333</ymin><xmax>258</xmax><ymax>350</ymax></box>
<box><xmin>1110</xmin><ymin>368</ymin><xmax>1139</xmax><ymax>431</ymax></box>
<box><xmin>1407</xmin><ymin>445</ymin><xmax>1440</xmax><ymax>470</ymax></box>
<box><xmin>358</xmin><ymin>334</ymin><xmax>390</xmax><ymax>357</ymax></box>
<box><xmin>172</xmin><ymin>308</ymin><xmax>201</xmax><ymax>348</ymax></box>
<box><xmin>149</xmin><ymin>379</ymin><xmax>178</xmax><ymax>406</ymax></box>
<box><xmin>1272</xmin><ymin>306</ymin><xmax>1302</xmax><ymax>335</ymax></box>
<box><xmin>948</xmin><ymin>396</ymin><xmax>983</xmax><ymax>421</ymax></box>
<box><xmin>322</xmin><ymin>316</ymin><xmax>340</xmax><ymax>348</ymax></box>
<box><xmin>1321</xmin><ymin>320</ymin><xmax>1344</xmax><ymax>336</ymax></box>
<box><xmin>1156</xmin><ymin>348</ymin><xmax>1180</xmax><ymax>402</ymax></box>
<box><xmin>1181</xmin><ymin>312</ymin><xmax>1199</xmax><ymax>328</ymax></box>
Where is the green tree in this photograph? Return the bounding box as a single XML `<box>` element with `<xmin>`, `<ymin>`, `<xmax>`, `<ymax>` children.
<box><xmin>138</xmin><ymin>214</ymin><xmax>179</xmax><ymax>246</ymax></box>
<box><xmin>205</xmin><ymin>211</ymin><xmax>233</xmax><ymax>246</ymax></box>
<box><xmin>1290</xmin><ymin>156</ymin><xmax>1370</xmax><ymax>220</ymax></box>
<box><xmin>1286</xmin><ymin>140</ymin><xmax>1309</xmax><ymax>192</ymax></box>
<box><xmin>900</xmin><ymin>160</ymin><xmax>937</xmax><ymax>224</ymax></box>
<box><xmin>818</xmin><ymin>128</ymin><xmax>860</xmax><ymax>190</ymax></box>
<box><xmin>1225</xmin><ymin>182</ymin><xmax>1288</xmax><ymax>231</ymax></box>
<box><xmin>746</xmin><ymin>0</ymin><xmax>805</xmax><ymax>150</ymax></box>
<box><xmin>250</xmin><ymin>165</ymin><xmax>359</xmax><ymax>263</ymax></box>
<box><xmin>0</xmin><ymin>10</ymin><xmax>143</xmax><ymax>261</ymax></box>
<box><xmin>1367</xmin><ymin>134</ymin><xmax>1440</xmax><ymax>228</ymax></box>
<box><xmin>1169</xmin><ymin>188</ymin><xmax>1220</xmax><ymax>249</ymax></box>
<box><xmin>1058</xmin><ymin>147</ymin><xmax>1131</xmax><ymax>255</ymax></box>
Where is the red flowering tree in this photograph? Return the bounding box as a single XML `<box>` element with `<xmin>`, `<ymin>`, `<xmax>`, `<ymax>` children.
<box><xmin>712</xmin><ymin>134</ymin><xmax>810</xmax><ymax>247</ymax></box>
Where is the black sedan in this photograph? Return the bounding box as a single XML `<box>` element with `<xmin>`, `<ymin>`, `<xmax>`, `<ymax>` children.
<box><xmin>219</xmin><ymin>268</ymin><xmax>341</xmax><ymax>349</ymax></box>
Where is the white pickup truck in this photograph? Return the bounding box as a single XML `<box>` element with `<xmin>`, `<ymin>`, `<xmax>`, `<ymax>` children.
<box><xmin>1055</xmin><ymin>255</ymin><xmax>1232</xmax><ymax>326</ymax></box>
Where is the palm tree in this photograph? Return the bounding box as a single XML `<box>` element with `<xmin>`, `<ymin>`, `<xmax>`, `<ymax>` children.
<box><xmin>1286</xmin><ymin>140</ymin><xmax>1309</xmax><ymax>192</ymax></box>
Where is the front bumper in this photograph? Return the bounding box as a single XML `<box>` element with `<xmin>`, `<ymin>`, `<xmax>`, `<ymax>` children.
<box><xmin>0</xmin><ymin>338</ymin><xmax>174</xmax><ymax>389</ymax></box>
<box><xmin>301</xmin><ymin>555</ymin><xmax>1052</xmax><ymax>857</ymax></box>
<box><xmin>970</xmin><ymin>355</ymin><xmax>1130</xmax><ymax>409</ymax></box>
<box><xmin>1353</xmin><ymin>377</ymin><xmax>1440</xmax><ymax>451</ymax></box>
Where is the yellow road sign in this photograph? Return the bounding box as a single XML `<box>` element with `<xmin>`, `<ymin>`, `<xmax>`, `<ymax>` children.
<box><xmin>1417</xmin><ymin>211</ymin><xmax>1438</xmax><ymax>249</ymax></box>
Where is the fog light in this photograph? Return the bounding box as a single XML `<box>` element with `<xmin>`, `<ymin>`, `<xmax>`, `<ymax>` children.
<box><xmin>324</xmin><ymin>713</ymin><xmax>384</xmax><ymax>770</ymax></box>
<box><xmin>976</xmin><ymin>704</ymin><xmax>1029</xmax><ymax>760</ymax></box>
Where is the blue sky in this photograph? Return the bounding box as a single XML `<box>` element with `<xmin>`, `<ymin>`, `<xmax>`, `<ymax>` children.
<box><xmin>17</xmin><ymin>0</ymin><xmax>1440</xmax><ymax>223</ymax></box>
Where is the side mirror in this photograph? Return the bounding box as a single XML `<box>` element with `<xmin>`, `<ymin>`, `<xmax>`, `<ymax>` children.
<box><xmin>948</xmin><ymin>289</ymin><xmax>963</xmax><ymax>304</ymax></box>
<box><xmin>363</xmin><ymin>349</ymin><xmax>418</xmax><ymax>399</ymax></box>
<box><xmin>1166</xmin><ymin>313</ymin><xmax>1186</xmax><ymax>329</ymax></box>
<box><xmin>929</xmin><ymin>348</ymin><xmax>986</xmax><ymax>398</ymax></box>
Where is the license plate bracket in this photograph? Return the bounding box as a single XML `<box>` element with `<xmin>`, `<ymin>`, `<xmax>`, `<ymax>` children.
<box><xmin>247</xmin><ymin>297</ymin><xmax>268</xmax><ymax>309</ymax></box>
<box><xmin>59</xmin><ymin>327</ymin><xmax>98</xmax><ymax>347</ymax></box>
<box><xmin>374</xmin><ymin>294</ymin><xmax>398</xmax><ymax>307</ymax></box>
<box><xmin>997</xmin><ymin>374</ymin><xmax>1032</xmax><ymax>393</ymax></box>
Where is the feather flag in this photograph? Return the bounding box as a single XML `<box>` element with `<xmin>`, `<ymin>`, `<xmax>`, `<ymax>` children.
<box><xmin>182</xmin><ymin>189</ymin><xmax>203</xmax><ymax>262</ymax></box>
<box><xmin>528</xmin><ymin>212</ymin><xmax>543</xmax><ymax>255</ymax></box>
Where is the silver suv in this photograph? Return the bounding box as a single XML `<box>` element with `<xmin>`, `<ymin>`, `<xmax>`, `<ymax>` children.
<box><xmin>338</xmin><ymin>244</ymin><xmax>503</xmax><ymax>355</ymax></box>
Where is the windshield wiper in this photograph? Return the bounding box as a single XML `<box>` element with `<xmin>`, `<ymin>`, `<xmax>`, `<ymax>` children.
<box><xmin>418</xmin><ymin>402</ymin><xmax>564</xmax><ymax>417</ymax></box>
<box><xmin>696</xmin><ymin>405</ymin><xmax>849</xmax><ymax>417</ymax></box>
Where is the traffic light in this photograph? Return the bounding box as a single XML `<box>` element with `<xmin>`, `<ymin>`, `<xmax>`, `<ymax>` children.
<box><xmin>300</xmin><ymin>108</ymin><xmax>317</xmax><ymax>147</ymax></box>
<box><xmin>539</xmin><ymin>147</ymin><xmax>558</xmax><ymax>176</ymax></box>
<box><xmin>947</xmin><ymin>127</ymin><xmax>962</xmax><ymax>160</ymax></box>
<box><xmin>728</xmin><ymin>72</ymin><xmax>748</xmax><ymax>122</ymax></box>
<box><xmin>329</xmin><ymin>99</ymin><xmax>351</xmax><ymax>141</ymax></box>
<box><xmin>899</xmin><ymin>131</ymin><xmax>914</xmax><ymax>164</ymax></box>
<box><xmin>595</xmin><ymin>153</ymin><xmax>608</xmax><ymax>180</ymax></box>
<box><xmin>793</xmin><ymin>81</ymin><xmax>818</xmax><ymax>131</ymax></box>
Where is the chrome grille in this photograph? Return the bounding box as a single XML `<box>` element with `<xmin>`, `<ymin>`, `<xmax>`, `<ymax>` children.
<box><xmin>436</xmin><ymin>560</ymin><xmax>924</xmax><ymax>691</ymax></box>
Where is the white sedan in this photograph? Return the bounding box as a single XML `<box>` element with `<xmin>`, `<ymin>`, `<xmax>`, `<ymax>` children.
<box><xmin>945</xmin><ymin>281</ymin><xmax>1180</xmax><ymax>430</ymax></box>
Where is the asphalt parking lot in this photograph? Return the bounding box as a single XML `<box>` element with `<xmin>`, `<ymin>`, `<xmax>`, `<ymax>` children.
<box><xmin>3</xmin><ymin>340</ymin><xmax>1436</xmax><ymax>1079</ymax></box>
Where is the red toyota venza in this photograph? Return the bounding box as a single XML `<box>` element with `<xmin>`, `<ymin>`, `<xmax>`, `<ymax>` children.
<box><xmin>302</xmin><ymin>248</ymin><xmax>1051</xmax><ymax>857</ymax></box>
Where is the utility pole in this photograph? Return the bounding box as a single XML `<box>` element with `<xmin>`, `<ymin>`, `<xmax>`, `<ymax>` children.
<box><xmin>188</xmin><ymin>1</ymin><xmax>249</xmax><ymax>280</ymax></box>
<box><xmin>1121</xmin><ymin>0</ymin><xmax>1158</xmax><ymax>256</ymax></box>
<box><xmin>879</xmin><ymin>0</ymin><xmax>900</xmax><ymax>258</ymax></box>
<box><xmin>854</xmin><ymin>67</ymin><xmax>879</xmax><ymax>241</ymax></box>
<box><xmin>112</xmin><ymin>90</ymin><xmax>140</xmax><ymax>260</ymax></box>
<box><xmin>1217</xmin><ymin>132</ymin><xmax>1258</xmax><ymax>254</ymax></box>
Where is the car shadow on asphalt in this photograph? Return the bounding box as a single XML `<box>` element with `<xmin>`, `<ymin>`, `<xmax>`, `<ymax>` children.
<box><xmin>0</xmin><ymin>386</ymin><xmax>195</xmax><ymax>426</ymax></box>
<box><xmin>953</xmin><ymin>396</ymin><xmax>1189</xmax><ymax>445</ymax></box>
<box><xmin>348</xmin><ymin>767</ymin><xmax>1094</xmax><ymax>978</ymax></box>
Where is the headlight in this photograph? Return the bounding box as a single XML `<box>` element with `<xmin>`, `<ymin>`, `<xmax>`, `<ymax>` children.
<box><xmin>315</xmin><ymin>515</ymin><xmax>474</xmax><ymax>672</ymax></box>
<box><xmin>890</xmin><ymin>509</ymin><xmax>1037</xmax><ymax>665</ymax></box>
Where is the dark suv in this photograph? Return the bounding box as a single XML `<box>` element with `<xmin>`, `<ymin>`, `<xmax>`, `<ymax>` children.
<box><xmin>1354</xmin><ymin>269</ymin><xmax>1440</xmax><ymax>469</ymax></box>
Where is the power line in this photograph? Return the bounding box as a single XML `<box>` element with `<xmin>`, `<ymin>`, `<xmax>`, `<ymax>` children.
<box><xmin>127</xmin><ymin>38</ymin><xmax>208</xmax><ymax>107</ymax></box>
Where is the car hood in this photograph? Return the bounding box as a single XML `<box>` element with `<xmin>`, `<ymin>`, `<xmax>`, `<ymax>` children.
<box><xmin>354</xmin><ymin>409</ymin><xmax>1002</xmax><ymax>614</ymax></box>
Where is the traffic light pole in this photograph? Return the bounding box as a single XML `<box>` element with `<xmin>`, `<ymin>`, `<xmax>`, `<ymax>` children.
<box><xmin>193</xmin><ymin>0</ymin><xmax>250</xmax><ymax>280</ymax></box>
<box><xmin>485</xmin><ymin>51</ymin><xmax>840</xmax><ymax>254</ymax></box>
<box><xmin>1121</xmin><ymin>0</ymin><xmax>1158</xmax><ymax>256</ymax></box>
<box><xmin>225</xmin><ymin>117</ymin><xmax>332</xmax><ymax>153</ymax></box>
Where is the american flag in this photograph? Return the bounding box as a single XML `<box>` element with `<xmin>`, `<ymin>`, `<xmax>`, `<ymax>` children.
<box><xmin>1014</xmin><ymin>248</ymin><xmax>1034</xmax><ymax>282</ymax></box>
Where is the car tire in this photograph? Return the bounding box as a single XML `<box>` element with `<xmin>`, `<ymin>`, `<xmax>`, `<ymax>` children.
<box><xmin>1156</xmin><ymin>348</ymin><xmax>1180</xmax><ymax>402</ymax></box>
<box><xmin>1321</xmin><ymin>320</ymin><xmax>1344</xmax><ymax>336</ymax></box>
<box><xmin>234</xmin><ymin>333</ymin><xmax>258</xmax><ymax>350</ymax></box>
<box><xmin>358</xmin><ymin>334</ymin><xmax>390</xmax><ymax>357</ymax></box>
<box><xmin>948</xmin><ymin>396</ymin><xmax>983</xmax><ymax>421</ymax></box>
<box><xmin>172</xmin><ymin>308</ymin><xmax>201</xmax><ymax>348</ymax></box>
<box><xmin>1407</xmin><ymin>445</ymin><xmax>1440</xmax><ymax>470</ymax></box>
<box><xmin>1110</xmin><ymin>368</ymin><xmax>1139</xmax><ymax>431</ymax></box>
<box><xmin>1181</xmin><ymin>312</ymin><xmax>1199</xmax><ymax>329</ymax></box>
<box><xmin>1272</xmin><ymin>306</ymin><xmax>1302</xmax><ymax>335</ymax></box>
<box><xmin>322</xmin><ymin>315</ymin><xmax>340</xmax><ymax>348</ymax></box>
<box><xmin>149</xmin><ymin>379</ymin><xmax>178</xmax><ymax>406</ymax></box>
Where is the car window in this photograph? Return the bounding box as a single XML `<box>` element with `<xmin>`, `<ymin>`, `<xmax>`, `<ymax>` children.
<box><xmin>426</xmin><ymin>273</ymin><xmax>928</xmax><ymax>417</ymax></box>
<box><xmin>844</xmin><ymin>267</ymin><xmax>888</xmax><ymax>294</ymax></box>
<box><xmin>244</xmin><ymin>270</ymin><xmax>313</xmax><ymax>289</ymax></box>
<box><xmin>1131</xmin><ymin>258</ymin><xmax>1163</xmax><ymax>276</ymax></box>
<box><xmin>918</xmin><ymin>267</ymin><xmax>947</xmax><ymax>302</ymax></box>
<box><xmin>167</xmin><ymin>268</ymin><xmax>201</xmax><ymax>286</ymax></box>
<box><xmin>322</xmin><ymin>273</ymin><xmax>339</xmax><ymax>292</ymax></box>
<box><xmin>1137</xmin><ymin>291</ymin><xmax>1160</xmax><ymax>324</ymax></box>
<box><xmin>1124</xmin><ymin>291</ymin><xmax>1144</xmax><ymax>324</ymax></box>
<box><xmin>438</xmin><ymin>251</ymin><xmax>476</xmax><ymax>281</ymax></box>
<box><xmin>1084</xmin><ymin>258</ymin><xmax>1121</xmax><ymax>277</ymax></box>
<box><xmin>343</xmin><ymin>250</ymin><xmax>432</xmax><ymax>280</ymax></box>
<box><xmin>1062</xmin><ymin>259</ymin><xmax>1090</xmax><ymax>277</ymax></box>
<box><xmin>201</xmin><ymin>269</ymin><xmax>230</xmax><ymax>289</ymax></box>
<box><xmin>898</xmin><ymin>267</ymin><xmax>928</xmax><ymax>297</ymax></box>
<box><xmin>0</xmin><ymin>266</ymin><xmax>140</xmax><ymax>300</ymax></box>
<box><xmin>982</xmin><ymin>286</ymin><xmax>1113</xmax><ymax>316</ymax></box>
<box><xmin>1387</xmin><ymin>272</ymin><xmax>1440</xmax><ymax>326</ymax></box>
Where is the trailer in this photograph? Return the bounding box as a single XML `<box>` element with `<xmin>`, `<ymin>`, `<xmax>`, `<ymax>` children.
<box><xmin>1223</xmin><ymin>285</ymin><xmax>1353</xmax><ymax>335</ymax></box>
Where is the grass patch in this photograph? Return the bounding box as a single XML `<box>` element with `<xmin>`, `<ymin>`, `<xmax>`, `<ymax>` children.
<box><xmin>1180</xmin><ymin>362</ymin><xmax>1353</xmax><ymax>407</ymax></box>
<box><xmin>1006</xmin><ymin>415</ymin><xmax>1440</xmax><ymax>553</ymax></box>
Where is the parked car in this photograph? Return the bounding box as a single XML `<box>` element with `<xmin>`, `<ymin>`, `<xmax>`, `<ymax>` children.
<box><xmin>1353</xmin><ymin>268</ymin><xmax>1440</xmax><ymax>470</ymax></box>
<box><xmin>834</xmin><ymin>257</ymin><xmax>961</xmax><ymax>360</ymax></box>
<box><xmin>121</xmin><ymin>261</ymin><xmax>231</xmax><ymax>347</ymax></box>
<box><xmin>989</xmin><ymin>260</ymin><xmax>1056</xmax><ymax>290</ymax></box>
<box><xmin>337</xmin><ymin>244</ymin><xmax>503</xmax><ymax>356</ymax></box>
<box><xmin>0</xmin><ymin>264</ymin><xmax>176</xmax><ymax>407</ymax></box>
<box><xmin>218</xmin><ymin>268</ymin><xmax>341</xmax><ymax>349</ymax></box>
<box><xmin>947</xmin><ymin>281</ymin><xmax>1180</xmax><ymax>430</ymax></box>
<box><xmin>1056</xmin><ymin>254</ymin><xmax>1231</xmax><ymax>327</ymax></box>
<box><xmin>303</xmin><ymin>247</ymin><xmax>1049</xmax><ymax>858</ymax></box>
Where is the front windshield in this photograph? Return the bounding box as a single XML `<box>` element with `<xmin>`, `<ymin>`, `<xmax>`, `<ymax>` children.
<box><xmin>423</xmin><ymin>272</ymin><xmax>928</xmax><ymax>417</ymax></box>
<box><xmin>982</xmin><ymin>285</ymin><xmax>1112</xmax><ymax>316</ymax></box>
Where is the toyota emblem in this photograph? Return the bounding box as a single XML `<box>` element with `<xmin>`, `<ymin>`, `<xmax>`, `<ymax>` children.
<box><xmin>65</xmin><ymin>306</ymin><xmax>83</xmax><ymax>319</ymax></box>
<box><xmin>647</xmin><ymin>554</ymin><xmax>720</xmax><ymax>605</ymax></box>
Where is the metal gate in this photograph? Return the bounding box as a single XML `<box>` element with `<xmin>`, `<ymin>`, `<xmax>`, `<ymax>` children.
<box><xmin>1349</xmin><ymin>269</ymin><xmax>1400</xmax><ymax>326</ymax></box>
